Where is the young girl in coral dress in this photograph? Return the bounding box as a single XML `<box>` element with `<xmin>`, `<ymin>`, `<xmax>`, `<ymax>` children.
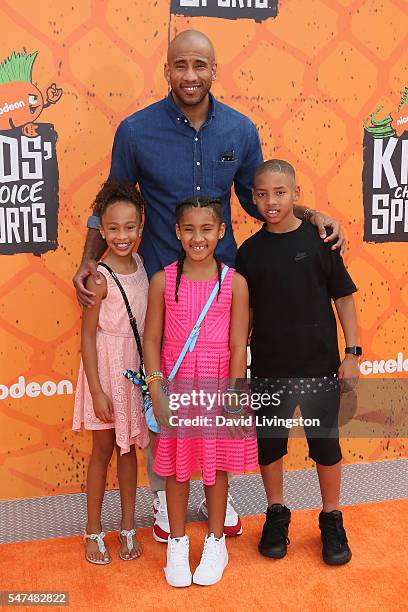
<box><xmin>73</xmin><ymin>182</ymin><xmax>149</xmax><ymax>564</ymax></box>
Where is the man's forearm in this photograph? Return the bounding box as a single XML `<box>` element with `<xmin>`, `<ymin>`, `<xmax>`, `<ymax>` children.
<box><xmin>81</xmin><ymin>228</ymin><xmax>107</xmax><ymax>263</ymax></box>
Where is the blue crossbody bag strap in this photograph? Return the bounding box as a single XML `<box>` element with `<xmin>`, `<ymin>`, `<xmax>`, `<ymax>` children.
<box><xmin>167</xmin><ymin>265</ymin><xmax>229</xmax><ymax>382</ymax></box>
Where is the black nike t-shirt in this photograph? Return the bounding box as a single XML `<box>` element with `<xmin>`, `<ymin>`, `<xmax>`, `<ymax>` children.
<box><xmin>235</xmin><ymin>222</ymin><xmax>357</xmax><ymax>377</ymax></box>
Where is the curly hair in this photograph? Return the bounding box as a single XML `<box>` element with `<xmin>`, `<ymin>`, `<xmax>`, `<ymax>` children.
<box><xmin>92</xmin><ymin>181</ymin><xmax>144</xmax><ymax>218</ymax></box>
<box><xmin>174</xmin><ymin>196</ymin><xmax>224</xmax><ymax>303</ymax></box>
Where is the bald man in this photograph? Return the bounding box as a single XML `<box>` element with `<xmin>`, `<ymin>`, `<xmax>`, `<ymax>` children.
<box><xmin>73</xmin><ymin>29</ymin><xmax>344</xmax><ymax>544</ymax></box>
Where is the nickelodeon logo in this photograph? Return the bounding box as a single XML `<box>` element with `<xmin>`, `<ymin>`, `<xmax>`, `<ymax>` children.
<box><xmin>0</xmin><ymin>100</ymin><xmax>25</xmax><ymax>115</ymax></box>
<box><xmin>0</xmin><ymin>375</ymin><xmax>73</xmax><ymax>400</ymax></box>
<box><xmin>359</xmin><ymin>352</ymin><xmax>408</xmax><ymax>375</ymax></box>
<box><xmin>396</xmin><ymin>115</ymin><xmax>408</xmax><ymax>126</ymax></box>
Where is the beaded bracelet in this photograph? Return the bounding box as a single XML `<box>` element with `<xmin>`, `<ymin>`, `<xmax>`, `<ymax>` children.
<box><xmin>146</xmin><ymin>377</ymin><xmax>162</xmax><ymax>386</ymax></box>
<box><xmin>148</xmin><ymin>370</ymin><xmax>163</xmax><ymax>378</ymax></box>
<box><xmin>303</xmin><ymin>208</ymin><xmax>314</xmax><ymax>221</ymax></box>
<box><xmin>226</xmin><ymin>387</ymin><xmax>249</xmax><ymax>400</ymax></box>
<box><xmin>223</xmin><ymin>405</ymin><xmax>244</xmax><ymax>415</ymax></box>
<box><xmin>145</xmin><ymin>371</ymin><xmax>163</xmax><ymax>385</ymax></box>
<box><xmin>146</xmin><ymin>377</ymin><xmax>163</xmax><ymax>386</ymax></box>
<box><xmin>146</xmin><ymin>373</ymin><xmax>163</xmax><ymax>382</ymax></box>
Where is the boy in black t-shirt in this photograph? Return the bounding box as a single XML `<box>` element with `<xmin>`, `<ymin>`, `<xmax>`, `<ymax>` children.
<box><xmin>235</xmin><ymin>160</ymin><xmax>360</xmax><ymax>566</ymax></box>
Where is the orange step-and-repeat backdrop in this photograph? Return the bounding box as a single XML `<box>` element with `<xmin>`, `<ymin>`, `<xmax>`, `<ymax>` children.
<box><xmin>0</xmin><ymin>0</ymin><xmax>407</xmax><ymax>500</ymax></box>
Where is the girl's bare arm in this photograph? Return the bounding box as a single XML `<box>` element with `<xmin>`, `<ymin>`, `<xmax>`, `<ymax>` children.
<box><xmin>143</xmin><ymin>271</ymin><xmax>171</xmax><ymax>427</ymax></box>
<box><xmin>143</xmin><ymin>271</ymin><xmax>165</xmax><ymax>383</ymax></box>
<box><xmin>80</xmin><ymin>275</ymin><xmax>112</xmax><ymax>422</ymax></box>
<box><xmin>229</xmin><ymin>272</ymin><xmax>250</xmax><ymax>384</ymax></box>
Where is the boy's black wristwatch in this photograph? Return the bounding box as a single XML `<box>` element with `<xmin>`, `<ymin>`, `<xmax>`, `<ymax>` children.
<box><xmin>345</xmin><ymin>346</ymin><xmax>362</xmax><ymax>356</ymax></box>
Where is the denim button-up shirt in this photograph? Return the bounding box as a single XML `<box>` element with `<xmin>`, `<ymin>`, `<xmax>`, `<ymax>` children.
<box><xmin>88</xmin><ymin>92</ymin><xmax>263</xmax><ymax>278</ymax></box>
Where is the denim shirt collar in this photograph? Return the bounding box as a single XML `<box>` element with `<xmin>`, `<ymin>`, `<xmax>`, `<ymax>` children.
<box><xmin>165</xmin><ymin>91</ymin><xmax>216</xmax><ymax>126</ymax></box>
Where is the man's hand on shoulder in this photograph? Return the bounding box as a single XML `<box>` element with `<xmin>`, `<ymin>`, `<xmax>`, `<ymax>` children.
<box><xmin>73</xmin><ymin>259</ymin><xmax>102</xmax><ymax>308</ymax></box>
<box><xmin>73</xmin><ymin>228</ymin><xmax>107</xmax><ymax>308</ymax></box>
<box><xmin>309</xmin><ymin>211</ymin><xmax>346</xmax><ymax>255</ymax></box>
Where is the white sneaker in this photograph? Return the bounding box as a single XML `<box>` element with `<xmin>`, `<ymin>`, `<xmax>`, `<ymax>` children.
<box><xmin>193</xmin><ymin>533</ymin><xmax>228</xmax><ymax>586</ymax></box>
<box><xmin>153</xmin><ymin>490</ymin><xmax>170</xmax><ymax>543</ymax></box>
<box><xmin>164</xmin><ymin>535</ymin><xmax>192</xmax><ymax>587</ymax></box>
<box><xmin>199</xmin><ymin>493</ymin><xmax>243</xmax><ymax>537</ymax></box>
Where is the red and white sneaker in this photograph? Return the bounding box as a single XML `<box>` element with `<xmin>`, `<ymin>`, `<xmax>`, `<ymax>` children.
<box><xmin>152</xmin><ymin>490</ymin><xmax>170</xmax><ymax>543</ymax></box>
<box><xmin>199</xmin><ymin>493</ymin><xmax>243</xmax><ymax>537</ymax></box>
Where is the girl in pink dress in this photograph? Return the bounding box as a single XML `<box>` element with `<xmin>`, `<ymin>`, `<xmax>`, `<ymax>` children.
<box><xmin>143</xmin><ymin>196</ymin><xmax>258</xmax><ymax>588</ymax></box>
<box><xmin>73</xmin><ymin>182</ymin><xmax>149</xmax><ymax>565</ymax></box>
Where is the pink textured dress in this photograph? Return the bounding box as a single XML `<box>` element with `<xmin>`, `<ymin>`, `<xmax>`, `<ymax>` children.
<box><xmin>153</xmin><ymin>262</ymin><xmax>258</xmax><ymax>485</ymax></box>
<box><xmin>73</xmin><ymin>253</ymin><xmax>149</xmax><ymax>454</ymax></box>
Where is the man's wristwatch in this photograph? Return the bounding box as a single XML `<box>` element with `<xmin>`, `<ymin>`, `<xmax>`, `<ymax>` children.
<box><xmin>345</xmin><ymin>346</ymin><xmax>362</xmax><ymax>356</ymax></box>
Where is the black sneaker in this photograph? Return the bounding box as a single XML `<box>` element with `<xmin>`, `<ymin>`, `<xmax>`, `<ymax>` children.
<box><xmin>258</xmin><ymin>504</ymin><xmax>291</xmax><ymax>559</ymax></box>
<box><xmin>319</xmin><ymin>510</ymin><xmax>352</xmax><ymax>566</ymax></box>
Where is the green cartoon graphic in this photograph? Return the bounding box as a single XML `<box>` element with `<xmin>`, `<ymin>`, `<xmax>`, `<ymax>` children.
<box><xmin>0</xmin><ymin>51</ymin><xmax>62</xmax><ymax>137</ymax></box>
<box><xmin>364</xmin><ymin>87</ymin><xmax>408</xmax><ymax>139</ymax></box>
<box><xmin>364</xmin><ymin>107</ymin><xmax>395</xmax><ymax>139</ymax></box>
<box><xmin>390</xmin><ymin>87</ymin><xmax>408</xmax><ymax>138</ymax></box>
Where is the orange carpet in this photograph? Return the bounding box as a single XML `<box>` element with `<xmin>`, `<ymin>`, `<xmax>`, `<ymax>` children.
<box><xmin>1</xmin><ymin>499</ymin><xmax>407</xmax><ymax>612</ymax></box>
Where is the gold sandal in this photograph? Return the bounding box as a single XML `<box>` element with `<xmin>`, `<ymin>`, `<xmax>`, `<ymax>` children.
<box><xmin>84</xmin><ymin>531</ymin><xmax>111</xmax><ymax>565</ymax></box>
